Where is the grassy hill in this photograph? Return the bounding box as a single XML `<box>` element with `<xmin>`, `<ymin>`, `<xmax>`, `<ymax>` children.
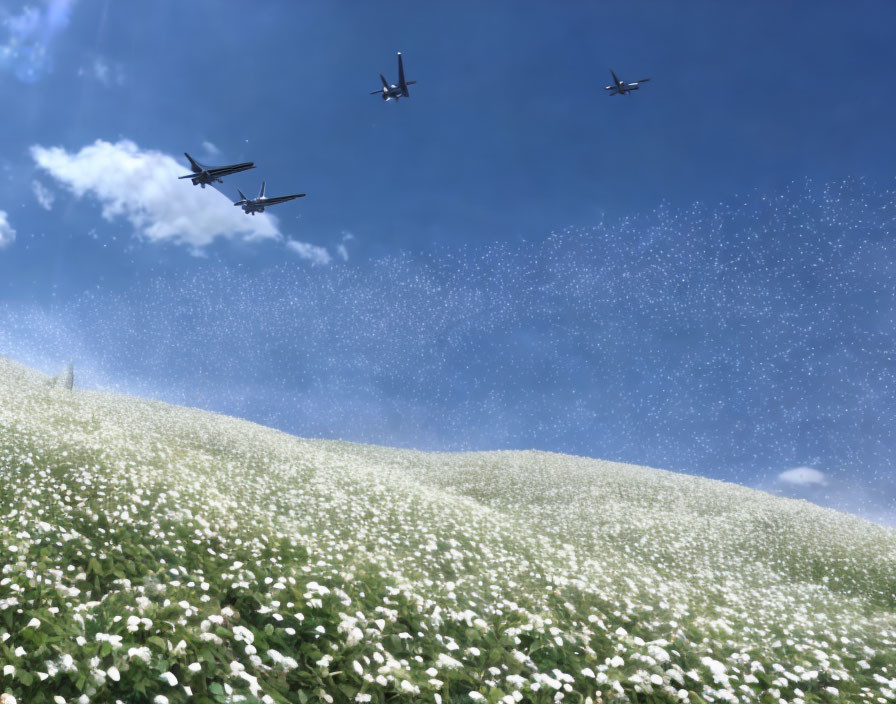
<box><xmin>0</xmin><ymin>355</ymin><xmax>894</xmax><ymax>704</ymax></box>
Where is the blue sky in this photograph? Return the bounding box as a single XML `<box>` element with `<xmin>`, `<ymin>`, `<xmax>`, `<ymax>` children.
<box><xmin>1</xmin><ymin>1</ymin><xmax>895</xmax><ymax>525</ymax></box>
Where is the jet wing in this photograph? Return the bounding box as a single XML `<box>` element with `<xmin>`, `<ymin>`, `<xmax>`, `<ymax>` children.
<box><xmin>205</xmin><ymin>162</ymin><xmax>255</xmax><ymax>177</ymax></box>
<box><xmin>178</xmin><ymin>162</ymin><xmax>255</xmax><ymax>180</ymax></box>
<box><xmin>261</xmin><ymin>194</ymin><xmax>306</xmax><ymax>206</ymax></box>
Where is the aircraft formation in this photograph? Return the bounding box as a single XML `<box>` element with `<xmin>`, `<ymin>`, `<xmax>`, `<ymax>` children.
<box><xmin>179</xmin><ymin>153</ymin><xmax>305</xmax><ymax>215</ymax></box>
<box><xmin>178</xmin><ymin>55</ymin><xmax>649</xmax><ymax>215</ymax></box>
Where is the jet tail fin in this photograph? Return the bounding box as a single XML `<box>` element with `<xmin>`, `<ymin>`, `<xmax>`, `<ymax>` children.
<box><xmin>184</xmin><ymin>152</ymin><xmax>202</xmax><ymax>173</ymax></box>
<box><xmin>235</xmin><ymin>189</ymin><xmax>248</xmax><ymax>204</ymax></box>
<box><xmin>380</xmin><ymin>74</ymin><xmax>389</xmax><ymax>89</ymax></box>
<box><xmin>259</xmin><ymin>181</ymin><xmax>266</xmax><ymax>199</ymax></box>
<box><xmin>397</xmin><ymin>52</ymin><xmax>406</xmax><ymax>86</ymax></box>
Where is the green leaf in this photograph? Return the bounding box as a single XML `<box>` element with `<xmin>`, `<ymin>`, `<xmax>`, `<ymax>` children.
<box><xmin>340</xmin><ymin>682</ymin><xmax>361</xmax><ymax>700</ymax></box>
<box><xmin>488</xmin><ymin>688</ymin><xmax>507</xmax><ymax>704</ymax></box>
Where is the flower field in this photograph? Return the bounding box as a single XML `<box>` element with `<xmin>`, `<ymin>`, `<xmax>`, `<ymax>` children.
<box><xmin>1</xmin><ymin>356</ymin><xmax>894</xmax><ymax>704</ymax></box>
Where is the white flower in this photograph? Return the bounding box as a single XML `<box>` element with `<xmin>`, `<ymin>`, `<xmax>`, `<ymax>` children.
<box><xmin>160</xmin><ymin>671</ymin><xmax>178</xmax><ymax>686</ymax></box>
<box><xmin>128</xmin><ymin>646</ymin><xmax>152</xmax><ymax>663</ymax></box>
<box><xmin>188</xmin><ymin>662</ymin><xmax>202</xmax><ymax>673</ymax></box>
<box><xmin>233</xmin><ymin>625</ymin><xmax>254</xmax><ymax>644</ymax></box>
<box><xmin>107</xmin><ymin>666</ymin><xmax>120</xmax><ymax>682</ymax></box>
<box><xmin>346</xmin><ymin>626</ymin><xmax>364</xmax><ymax>647</ymax></box>
<box><xmin>437</xmin><ymin>653</ymin><xmax>463</xmax><ymax>669</ymax></box>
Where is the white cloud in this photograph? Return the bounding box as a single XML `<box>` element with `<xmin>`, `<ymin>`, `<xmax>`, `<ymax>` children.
<box><xmin>0</xmin><ymin>0</ymin><xmax>76</xmax><ymax>83</ymax></box>
<box><xmin>286</xmin><ymin>239</ymin><xmax>331</xmax><ymax>266</ymax></box>
<box><xmin>337</xmin><ymin>231</ymin><xmax>354</xmax><ymax>261</ymax></box>
<box><xmin>31</xmin><ymin>139</ymin><xmax>281</xmax><ymax>250</ymax></box>
<box><xmin>755</xmin><ymin>466</ymin><xmax>894</xmax><ymax>527</ymax></box>
<box><xmin>31</xmin><ymin>179</ymin><xmax>54</xmax><ymax>210</ymax></box>
<box><xmin>777</xmin><ymin>466</ymin><xmax>827</xmax><ymax>487</ymax></box>
<box><xmin>201</xmin><ymin>141</ymin><xmax>221</xmax><ymax>158</ymax></box>
<box><xmin>77</xmin><ymin>55</ymin><xmax>125</xmax><ymax>86</ymax></box>
<box><xmin>0</xmin><ymin>210</ymin><xmax>16</xmax><ymax>248</ymax></box>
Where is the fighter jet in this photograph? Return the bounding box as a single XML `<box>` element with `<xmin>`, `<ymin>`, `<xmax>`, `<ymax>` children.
<box><xmin>604</xmin><ymin>70</ymin><xmax>650</xmax><ymax>96</ymax></box>
<box><xmin>234</xmin><ymin>181</ymin><xmax>306</xmax><ymax>215</ymax></box>
<box><xmin>370</xmin><ymin>52</ymin><xmax>416</xmax><ymax>101</ymax></box>
<box><xmin>179</xmin><ymin>152</ymin><xmax>255</xmax><ymax>188</ymax></box>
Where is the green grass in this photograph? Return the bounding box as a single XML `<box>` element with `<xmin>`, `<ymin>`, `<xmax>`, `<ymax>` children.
<box><xmin>0</xmin><ymin>355</ymin><xmax>894</xmax><ymax>704</ymax></box>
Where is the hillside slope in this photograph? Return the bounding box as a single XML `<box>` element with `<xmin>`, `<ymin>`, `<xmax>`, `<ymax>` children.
<box><xmin>1</xmin><ymin>356</ymin><xmax>894</xmax><ymax>704</ymax></box>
